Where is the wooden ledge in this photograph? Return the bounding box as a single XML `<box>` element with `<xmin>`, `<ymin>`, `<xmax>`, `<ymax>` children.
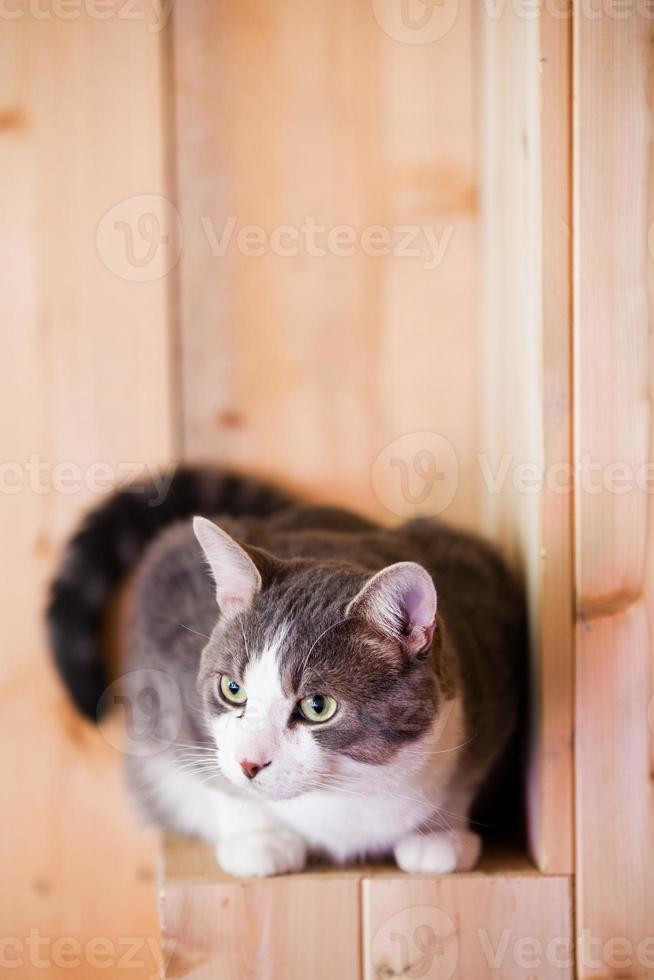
<box><xmin>159</xmin><ymin>836</ymin><xmax>573</xmax><ymax>979</ymax></box>
<box><xmin>162</xmin><ymin>833</ymin><xmax>540</xmax><ymax>884</ymax></box>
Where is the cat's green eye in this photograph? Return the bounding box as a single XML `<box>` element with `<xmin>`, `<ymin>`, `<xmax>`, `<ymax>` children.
<box><xmin>298</xmin><ymin>694</ymin><xmax>338</xmax><ymax>724</ymax></box>
<box><xmin>219</xmin><ymin>675</ymin><xmax>247</xmax><ymax>705</ymax></box>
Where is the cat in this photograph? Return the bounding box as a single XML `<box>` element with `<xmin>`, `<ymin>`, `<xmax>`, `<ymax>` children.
<box><xmin>47</xmin><ymin>467</ymin><xmax>525</xmax><ymax>877</ymax></box>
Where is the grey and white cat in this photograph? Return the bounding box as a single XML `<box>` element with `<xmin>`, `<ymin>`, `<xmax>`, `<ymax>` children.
<box><xmin>48</xmin><ymin>468</ymin><xmax>524</xmax><ymax>877</ymax></box>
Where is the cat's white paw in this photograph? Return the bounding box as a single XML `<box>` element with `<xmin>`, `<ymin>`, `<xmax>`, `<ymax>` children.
<box><xmin>216</xmin><ymin>829</ymin><xmax>307</xmax><ymax>878</ymax></box>
<box><xmin>394</xmin><ymin>830</ymin><xmax>481</xmax><ymax>874</ymax></box>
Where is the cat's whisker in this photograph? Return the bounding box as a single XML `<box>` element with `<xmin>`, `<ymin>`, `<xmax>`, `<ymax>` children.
<box><xmin>329</xmin><ymin>773</ymin><xmax>490</xmax><ymax>829</ymax></box>
<box><xmin>300</xmin><ymin>616</ymin><xmax>351</xmax><ymax>676</ymax></box>
<box><xmin>324</xmin><ymin>772</ymin><xmax>466</xmax><ymax>823</ymax></box>
<box><xmin>174</xmin><ymin>757</ymin><xmax>218</xmax><ymax>767</ymax></box>
<box><xmin>179</xmin><ymin>623</ymin><xmax>212</xmax><ymax>641</ymax></box>
<box><xmin>318</xmin><ymin>777</ymin><xmax>467</xmax><ymax>836</ymax></box>
<box><xmin>172</xmin><ymin>742</ymin><xmax>217</xmax><ymax>753</ymax></box>
<box><xmin>175</xmin><ymin>759</ymin><xmax>219</xmax><ymax>770</ymax></box>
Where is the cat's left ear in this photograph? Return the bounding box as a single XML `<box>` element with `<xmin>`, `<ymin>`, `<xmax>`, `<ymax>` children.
<box><xmin>347</xmin><ymin>561</ymin><xmax>437</xmax><ymax>658</ymax></box>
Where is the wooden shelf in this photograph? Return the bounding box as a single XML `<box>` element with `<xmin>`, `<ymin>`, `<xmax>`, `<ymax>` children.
<box><xmin>160</xmin><ymin>835</ymin><xmax>572</xmax><ymax>979</ymax></box>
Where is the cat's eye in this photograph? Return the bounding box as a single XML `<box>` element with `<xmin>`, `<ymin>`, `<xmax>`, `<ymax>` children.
<box><xmin>297</xmin><ymin>694</ymin><xmax>337</xmax><ymax>724</ymax></box>
<box><xmin>219</xmin><ymin>675</ymin><xmax>247</xmax><ymax>705</ymax></box>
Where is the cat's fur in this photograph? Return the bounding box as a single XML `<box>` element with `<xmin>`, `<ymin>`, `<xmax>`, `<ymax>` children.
<box><xmin>48</xmin><ymin>467</ymin><xmax>525</xmax><ymax>877</ymax></box>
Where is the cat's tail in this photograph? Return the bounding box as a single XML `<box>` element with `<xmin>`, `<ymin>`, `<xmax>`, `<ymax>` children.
<box><xmin>46</xmin><ymin>466</ymin><xmax>296</xmax><ymax>720</ymax></box>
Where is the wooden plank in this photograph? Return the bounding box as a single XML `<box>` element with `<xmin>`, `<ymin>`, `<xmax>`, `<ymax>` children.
<box><xmin>573</xmin><ymin>11</ymin><xmax>650</xmax><ymax>604</ymax></box>
<box><xmin>172</xmin><ymin>0</ymin><xmax>481</xmax><ymax>528</ymax></box>
<box><xmin>573</xmin><ymin>10</ymin><xmax>654</xmax><ymax>977</ymax></box>
<box><xmin>480</xmin><ymin>3</ymin><xmax>573</xmax><ymax>873</ymax></box>
<box><xmin>161</xmin><ymin>839</ymin><xmax>361</xmax><ymax>980</ymax></box>
<box><xmin>161</xmin><ymin>836</ymin><xmax>571</xmax><ymax>979</ymax></box>
<box><xmin>162</xmin><ymin>879</ymin><xmax>361</xmax><ymax>980</ymax></box>
<box><xmin>363</xmin><ymin>873</ymin><xmax>573</xmax><ymax>979</ymax></box>
<box><xmin>576</xmin><ymin>606</ymin><xmax>654</xmax><ymax>978</ymax></box>
<box><xmin>0</xmin><ymin>5</ymin><xmax>173</xmax><ymax>977</ymax></box>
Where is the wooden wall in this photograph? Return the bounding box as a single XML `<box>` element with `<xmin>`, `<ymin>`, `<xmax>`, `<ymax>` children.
<box><xmin>6</xmin><ymin>1</ymin><xmax>652</xmax><ymax>975</ymax></box>
<box><xmin>573</xmin><ymin>11</ymin><xmax>654</xmax><ymax>977</ymax></box>
<box><xmin>1</xmin><ymin>4</ymin><xmax>172</xmax><ymax>978</ymax></box>
<box><xmin>2</xmin><ymin>3</ymin><xmax>481</xmax><ymax>977</ymax></box>
<box><xmin>173</xmin><ymin>0</ymin><xmax>481</xmax><ymax>525</ymax></box>
<box><xmin>481</xmin><ymin>5</ymin><xmax>574</xmax><ymax>874</ymax></box>
<box><xmin>484</xmin><ymin>2</ymin><xmax>654</xmax><ymax>972</ymax></box>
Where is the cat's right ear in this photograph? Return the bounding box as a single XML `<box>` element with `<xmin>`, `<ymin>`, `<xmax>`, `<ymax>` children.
<box><xmin>193</xmin><ymin>517</ymin><xmax>262</xmax><ymax>618</ymax></box>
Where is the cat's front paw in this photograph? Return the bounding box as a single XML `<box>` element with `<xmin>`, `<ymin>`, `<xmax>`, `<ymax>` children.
<box><xmin>217</xmin><ymin>829</ymin><xmax>307</xmax><ymax>878</ymax></box>
<box><xmin>394</xmin><ymin>830</ymin><xmax>481</xmax><ymax>874</ymax></box>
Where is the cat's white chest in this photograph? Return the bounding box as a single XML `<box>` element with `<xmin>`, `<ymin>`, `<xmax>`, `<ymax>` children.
<box><xmin>268</xmin><ymin>705</ymin><xmax>465</xmax><ymax>864</ymax></box>
<box><xmin>270</xmin><ymin>784</ymin><xmax>434</xmax><ymax>862</ymax></box>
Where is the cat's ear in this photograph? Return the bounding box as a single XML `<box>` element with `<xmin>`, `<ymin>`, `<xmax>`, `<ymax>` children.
<box><xmin>347</xmin><ymin>561</ymin><xmax>437</xmax><ymax>658</ymax></box>
<box><xmin>193</xmin><ymin>517</ymin><xmax>262</xmax><ymax>617</ymax></box>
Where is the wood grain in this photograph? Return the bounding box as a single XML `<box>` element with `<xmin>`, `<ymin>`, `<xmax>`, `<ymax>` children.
<box><xmin>162</xmin><ymin>839</ymin><xmax>361</xmax><ymax>980</ymax></box>
<box><xmin>363</xmin><ymin>874</ymin><xmax>572</xmax><ymax>979</ymax></box>
<box><xmin>574</xmin><ymin>14</ymin><xmax>651</xmax><ymax>605</ymax></box>
<box><xmin>161</xmin><ymin>837</ymin><xmax>571</xmax><ymax>980</ymax></box>
<box><xmin>573</xmin><ymin>10</ymin><xmax>654</xmax><ymax>976</ymax></box>
<box><xmin>172</xmin><ymin>0</ymin><xmax>481</xmax><ymax>527</ymax></box>
<box><xmin>480</xmin><ymin>4</ymin><xmax>574</xmax><ymax>873</ymax></box>
<box><xmin>0</xmin><ymin>5</ymin><xmax>173</xmax><ymax>977</ymax></box>
<box><xmin>576</xmin><ymin>606</ymin><xmax>654</xmax><ymax>978</ymax></box>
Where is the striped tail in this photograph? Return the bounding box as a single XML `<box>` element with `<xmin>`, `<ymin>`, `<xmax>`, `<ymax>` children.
<box><xmin>46</xmin><ymin>466</ymin><xmax>296</xmax><ymax>719</ymax></box>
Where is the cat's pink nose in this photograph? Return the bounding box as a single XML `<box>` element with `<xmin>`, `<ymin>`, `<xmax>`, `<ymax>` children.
<box><xmin>240</xmin><ymin>758</ymin><xmax>271</xmax><ymax>780</ymax></box>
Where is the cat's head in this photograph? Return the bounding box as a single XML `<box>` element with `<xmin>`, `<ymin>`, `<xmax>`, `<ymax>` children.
<box><xmin>193</xmin><ymin>517</ymin><xmax>442</xmax><ymax>800</ymax></box>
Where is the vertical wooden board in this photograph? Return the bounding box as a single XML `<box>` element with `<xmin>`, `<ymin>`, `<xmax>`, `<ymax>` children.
<box><xmin>573</xmin><ymin>9</ymin><xmax>651</xmax><ymax>604</ymax></box>
<box><xmin>173</xmin><ymin>0</ymin><xmax>481</xmax><ymax>529</ymax></box>
<box><xmin>480</xmin><ymin>5</ymin><xmax>573</xmax><ymax>873</ymax></box>
<box><xmin>532</xmin><ymin>8</ymin><xmax>574</xmax><ymax>876</ymax></box>
<box><xmin>0</xmin><ymin>5</ymin><xmax>173</xmax><ymax>977</ymax></box>
<box><xmin>362</xmin><ymin>875</ymin><xmax>573</xmax><ymax>979</ymax></box>
<box><xmin>576</xmin><ymin>607</ymin><xmax>654</xmax><ymax>978</ymax></box>
<box><xmin>573</xmin><ymin>9</ymin><xmax>654</xmax><ymax>978</ymax></box>
<box><xmin>162</xmin><ymin>878</ymin><xmax>361</xmax><ymax>979</ymax></box>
